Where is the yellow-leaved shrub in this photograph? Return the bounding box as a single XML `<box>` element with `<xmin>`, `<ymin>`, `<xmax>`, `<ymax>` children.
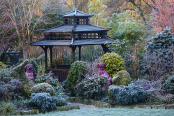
<box><xmin>100</xmin><ymin>53</ymin><xmax>125</xmax><ymax>77</ymax></box>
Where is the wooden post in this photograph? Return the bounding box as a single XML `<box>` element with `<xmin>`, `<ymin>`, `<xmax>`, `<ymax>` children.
<box><xmin>71</xmin><ymin>46</ymin><xmax>76</xmax><ymax>62</ymax></box>
<box><xmin>101</xmin><ymin>44</ymin><xmax>109</xmax><ymax>54</ymax></box>
<box><xmin>41</xmin><ymin>46</ymin><xmax>48</xmax><ymax>71</ymax></box>
<box><xmin>49</xmin><ymin>46</ymin><xmax>53</xmax><ymax>69</ymax></box>
<box><xmin>78</xmin><ymin>46</ymin><xmax>82</xmax><ymax>61</ymax></box>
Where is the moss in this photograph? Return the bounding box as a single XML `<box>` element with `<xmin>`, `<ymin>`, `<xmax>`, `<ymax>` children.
<box><xmin>31</xmin><ymin>83</ymin><xmax>55</xmax><ymax>95</ymax></box>
<box><xmin>112</xmin><ymin>70</ymin><xmax>131</xmax><ymax>86</ymax></box>
<box><xmin>100</xmin><ymin>53</ymin><xmax>125</xmax><ymax>77</ymax></box>
<box><xmin>13</xmin><ymin>60</ymin><xmax>33</xmax><ymax>97</ymax></box>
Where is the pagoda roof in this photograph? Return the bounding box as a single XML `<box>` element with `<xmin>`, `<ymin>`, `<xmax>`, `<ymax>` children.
<box><xmin>40</xmin><ymin>24</ymin><xmax>109</xmax><ymax>33</ymax></box>
<box><xmin>60</xmin><ymin>8</ymin><xmax>94</xmax><ymax>17</ymax></box>
<box><xmin>30</xmin><ymin>37</ymin><xmax>113</xmax><ymax>46</ymax></box>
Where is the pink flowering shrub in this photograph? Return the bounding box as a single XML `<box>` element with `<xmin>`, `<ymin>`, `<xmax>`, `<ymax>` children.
<box><xmin>74</xmin><ymin>74</ymin><xmax>110</xmax><ymax>99</ymax></box>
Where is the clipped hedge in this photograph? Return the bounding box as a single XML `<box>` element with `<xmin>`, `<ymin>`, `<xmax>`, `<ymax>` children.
<box><xmin>66</xmin><ymin>61</ymin><xmax>88</xmax><ymax>95</ymax></box>
<box><xmin>100</xmin><ymin>53</ymin><xmax>125</xmax><ymax>77</ymax></box>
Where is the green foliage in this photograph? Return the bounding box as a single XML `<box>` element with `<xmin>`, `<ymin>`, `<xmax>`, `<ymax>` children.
<box><xmin>66</xmin><ymin>61</ymin><xmax>88</xmax><ymax>95</ymax></box>
<box><xmin>107</xmin><ymin>10</ymin><xmax>146</xmax><ymax>42</ymax></box>
<box><xmin>100</xmin><ymin>53</ymin><xmax>125</xmax><ymax>77</ymax></box>
<box><xmin>88</xmin><ymin>0</ymin><xmax>107</xmax><ymax>26</ymax></box>
<box><xmin>109</xmin><ymin>85</ymin><xmax>147</xmax><ymax>105</ymax></box>
<box><xmin>0</xmin><ymin>61</ymin><xmax>6</xmax><ymax>69</ymax></box>
<box><xmin>163</xmin><ymin>75</ymin><xmax>174</xmax><ymax>93</ymax></box>
<box><xmin>74</xmin><ymin>74</ymin><xmax>109</xmax><ymax>99</ymax></box>
<box><xmin>28</xmin><ymin>93</ymin><xmax>57</xmax><ymax>112</ymax></box>
<box><xmin>31</xmin><ymin>83</ymin><xmax>55</xmax><ymax>95</ymax></box>
<box><xmin>0</xmin><ymin>102</ymin><xmax>16</xmax><ymax>115</ymax></box>
<box><xmin>112</xmin><ymin>70</ymin><xmax>131</xmax><ymax>86</ymax></box>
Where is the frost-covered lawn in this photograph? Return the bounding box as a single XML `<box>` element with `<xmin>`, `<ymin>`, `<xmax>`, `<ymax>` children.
<box><xmin>26</xmin><ymin>108</ymin><xmax>174</xmax><ymax>116</ymax></box>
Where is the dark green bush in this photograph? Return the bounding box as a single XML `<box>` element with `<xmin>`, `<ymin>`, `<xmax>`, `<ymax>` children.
<box><xmin>28</xmin><ymin>93</ymin><xmax>57</xmax><ymax>112</ymax></box>
<box><xmin>109</xmin><ymin>85</ymin><xmax>147</xmax><ymax>105</ymax></box>
<box><xmin>144</xmin><ymin>28</ymin><xmax>174</xmax><ymax>80</ymax></box>
<box><xmin>66</xmin><ymin>61</ymin><xmax>88</xmax><ymax>95</ymax></box>
<box><xmin>163</xmin><ymin>75</ymin><xmax>174</xmax><ymax>93</ymax></box>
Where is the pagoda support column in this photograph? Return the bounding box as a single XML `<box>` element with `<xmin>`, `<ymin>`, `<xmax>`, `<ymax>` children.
<box><xmin>41</xmin><ymin>46</ymin><xmax>48</xmax><ymax>71</ymax></box>
<box><xmin>71</xmin><ymin>46</ymin><xmax>77</xmax><ymax>62</ymax></box>
<box><xmin>78</xmin><ymin>45</ymin><xmax>82</xmax><ymax>61</ymax></box>
<box><xmin>101</xmin><ymin>44</ymin><xmax>109</xmax><ymax>54</ymax></box>
<box><xmin>49</xmin><ymin>46</ymin><xmax>53</xmax><ymax>69</ymax></box>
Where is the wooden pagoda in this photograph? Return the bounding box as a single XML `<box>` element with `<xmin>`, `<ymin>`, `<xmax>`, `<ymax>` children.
<box><xmin>30</xmin><ymin>8</ymin><xmax>113</xmax><ymax>82</ymax></box>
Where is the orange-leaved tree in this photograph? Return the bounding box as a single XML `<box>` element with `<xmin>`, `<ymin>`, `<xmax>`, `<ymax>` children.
<box><xmin>151</xmin><ymin>0</ymin><xmax>174</xmax><ymax>33</ymax></box>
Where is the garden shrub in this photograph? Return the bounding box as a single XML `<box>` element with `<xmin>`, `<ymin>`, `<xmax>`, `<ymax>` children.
<box><xmin>112</xmin><ymin>70</ymin><xmax>131</xmax><ymax>86</ymax></box>
<box><xmin>56</xmin><ymin>95</ymin><xmax>68</xmax><ymax>106</ymax></box>
<box><xmin>0</xmin><ymin>69</ymin><xmax>23</xmax><ymax>101</ymax></box>
<box><xmin>163</xmin><ymin>75</ymin><xmax>174</xmax><ymax>93</ymax></box>
<box><xmin>28</xmin><ymin>93</ymin><xmax>57</xmax><ymax>112</ymax></box>
<box><xmin>66</xmin><ymin>61</ymin><xmax>88</xmax><ymax>95</ymax></box>
<box><xmin>35</xmin><ymin>71</ymin><xmax>65</xmax><ymax>96</ymax></box>
<box><xmin>144</xmin><ymin>28</ymin><xmax>174</xmax><ymax>80</ymax></box>
<box><xmin>0</xmin><ymin>102</ymin><xmax>16</xmax><ymax>115</ymax></box>
<box><xmin>31</xmin><ymin>83</ymin><xmax>55</xmax><ymax>95</ymax></box>
<box><xmin>74</xmin><ymin>74</ymin><xmax>109</xmax><ymax>99</ymax></box>
<box><xmin>100</xmin><ymin>53</ymin><xmax>125</xmax><ymax>77</ymax></box>
<box><xmin>109</xmin><ymin>85</ymin><xmax>147</xmax><ymax>105</ymax></box>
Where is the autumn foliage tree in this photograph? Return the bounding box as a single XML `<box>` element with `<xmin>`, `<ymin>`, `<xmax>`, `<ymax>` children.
<box><xmin>151</xmin><ymin>0</ymin><xmax>174</xmax><ymax>33</ymax></box>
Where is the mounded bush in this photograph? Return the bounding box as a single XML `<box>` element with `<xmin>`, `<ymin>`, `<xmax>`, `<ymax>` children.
<box><xmin>163</xmin><ymin>75</ymin><xmax>174</xmax><ymax>93</ymax></box>
<box><xmin>74</xmin><ymin>74</ymin><xmax>109</xmax><ymax>99</ymax></box>
<box><xmin>31</xmin><ymin>83</ymin><xmax>55</xmax><ymax>95</ymax></box>
<box><xmin>66</xmin><ymin>61</ymin><xmax>88</xmax><ymax>95</ymax></box>
<box><xmin>28</xmin><ymin>93</ymin><xmax>57</xmax><ymax>112</ymax></box>
<box><xmin>0</xmin><ymin>69</ymin><xmax>23</xmax><ymax>101</ymax></box>
<box><xmin>108</xmin><ymin>85</ymin><xmax>147</xmax><ymax>105</ymax></box>
<box><xmin>112</xmin><ymin>70</ymin><xmax>131</xmax><ymax>86</ymax></box>
<box><xmin>100</xmin><ymin>53</ymin><xmax>125</xmax><ymax>77</ymax></box>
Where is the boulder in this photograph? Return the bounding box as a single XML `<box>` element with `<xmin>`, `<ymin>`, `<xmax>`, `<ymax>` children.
<box><xmin>31</xmin><ymin>83</ymin><xmax>55</xmax><ymax>95</ymax></box>
<box><xmin>112</xmin><ymin>70</ymin><xmax>131</xmax><ymax>86</ymax></box>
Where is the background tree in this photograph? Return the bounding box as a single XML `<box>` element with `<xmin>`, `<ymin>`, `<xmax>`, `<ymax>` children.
<box><xmin>151</xmin><ymin>0</ymin><xmax>174</xmax><ymax>33</ymax></box>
